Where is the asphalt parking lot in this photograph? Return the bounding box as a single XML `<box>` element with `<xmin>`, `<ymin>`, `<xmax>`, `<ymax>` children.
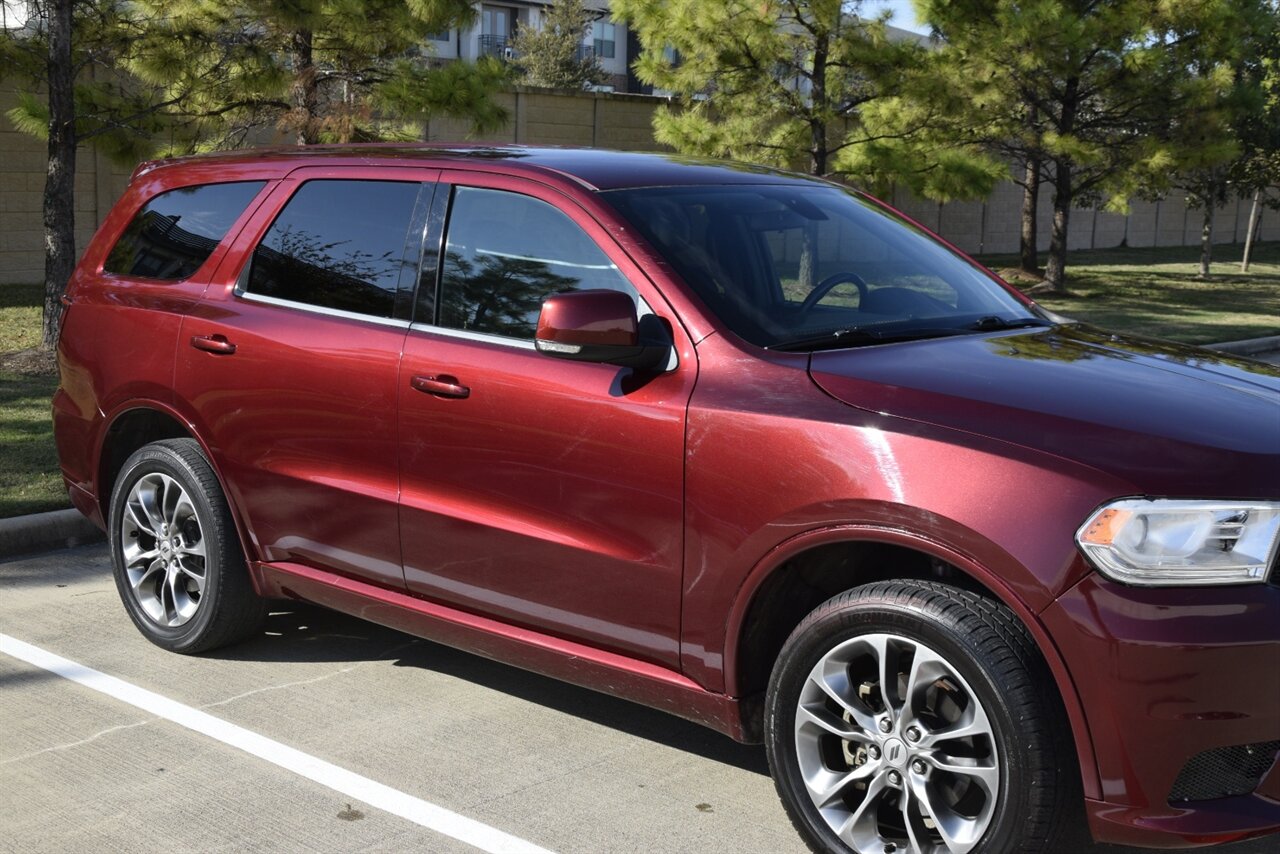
<box><xmin>2</xmin><ymin>544</ymin><xmax>1274</xmax><ymax>854</ymax></box>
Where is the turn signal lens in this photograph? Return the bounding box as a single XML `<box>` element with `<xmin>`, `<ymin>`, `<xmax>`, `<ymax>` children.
<box><xmin>1076</xmin><ymin>499</ymin><xmax>1280</xmax><ymax>586</ymax></box>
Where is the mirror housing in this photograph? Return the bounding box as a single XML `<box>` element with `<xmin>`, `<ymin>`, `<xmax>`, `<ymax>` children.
<box><xmin>535</xmin><ymin>290</ymin><xmax>669</xmax><ymax>370</ymax></box>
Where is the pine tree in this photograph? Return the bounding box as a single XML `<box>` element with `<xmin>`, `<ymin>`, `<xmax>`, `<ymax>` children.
<box><xmin>615</xmin><ymin>1</ymin><xmax>951</xmax><ymax>178</ymax></box>
<box><xmin>2</xmin><ymin>1</ymin><xmax>507</xmax><ymax>347</ymax></box>
<box><xmin>510</xmin><ymin>0</ymin><xmax>608</xmax><ymax>90</ymax></box>
<box><xmin>900</xmin><ymin>0</ymin><xmax>1270</xmax><ymax>293</ymax></box>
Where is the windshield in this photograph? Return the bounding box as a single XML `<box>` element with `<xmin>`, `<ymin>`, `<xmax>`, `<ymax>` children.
<box><xmin>604</xmin><ymin>183</ymin><xmax>1045</xmax><ymax>350</ymax></box>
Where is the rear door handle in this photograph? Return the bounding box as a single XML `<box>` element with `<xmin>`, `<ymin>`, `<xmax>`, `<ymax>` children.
<box><xmin>411</xmin><ymin>375</ymin><xmax>470</xmax><ymax>399</ymax></box>
<box><xmin>190</xmin><ymin>334</ymin><xmax>236</xmax><ymax>355</ymax></box>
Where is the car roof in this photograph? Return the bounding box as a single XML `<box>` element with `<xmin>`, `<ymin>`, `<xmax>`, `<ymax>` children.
<box><xmin>135</xmin><ymin>144</ymin><xmax>824</xmax><ymax>192</ymax></box>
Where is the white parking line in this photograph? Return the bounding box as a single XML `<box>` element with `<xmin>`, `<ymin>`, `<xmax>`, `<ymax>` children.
<box><xmin>0</xmin><ymin>632</ymin><xmax>555</xmax><ymax>854</ymax></box>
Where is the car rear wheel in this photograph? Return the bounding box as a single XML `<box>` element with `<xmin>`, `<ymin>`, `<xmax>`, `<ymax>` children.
<box><xmin>765</xmin><ymin>580</ymin><xmax>1073</xmax><ymax>854</ymax></box>
<box><xmin>109</xmin><ymin>438</ymin><xmax>265</xmax><ymax>653</ymax></box>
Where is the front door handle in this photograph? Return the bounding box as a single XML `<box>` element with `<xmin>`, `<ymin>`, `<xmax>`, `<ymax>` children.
<box><xmin>411</xmin><ymin>375</ymin><xmax>470</xmax><ymax>399</ymax></box>
<box><xmin>190</xmin><ymin>334</ymin><xmax>237</xmax><ymax>355</ymax></box>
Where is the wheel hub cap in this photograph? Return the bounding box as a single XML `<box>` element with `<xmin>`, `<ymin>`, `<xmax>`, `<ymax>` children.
<box><xmin>793</xmin><ymin>632</ymin><xmax>1000</xmax><ymax>854</ymax></box>
<box><xmin>883</xmin><ymin>738</ymin><xmax>908</xmax><ymax>768</ymax></box>
<box><xmin>119</xmin><ymin>472</ymin><xmax>207</xmax><ymax>628</ymax></box>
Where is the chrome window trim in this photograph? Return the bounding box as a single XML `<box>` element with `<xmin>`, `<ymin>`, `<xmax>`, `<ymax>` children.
<box><xmin>409</xmin><ymin>323</ymin><xmax>538</xmax><ymax>350</ymax></box>
<box><xmin>409</xmin><ymin>317</ymin><xmax>679</xmax><ymax>372</ymax></box>
<box><xmin>234</xmin><ymin>288</ymin><xmax>410</xmax><ymax>329</ymax></box>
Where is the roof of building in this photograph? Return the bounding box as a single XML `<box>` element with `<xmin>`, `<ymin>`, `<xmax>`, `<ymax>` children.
<box><xmin>138</xmin><ymin>144</ymin><xmax>824</xmax><ymax>192</ymax></box>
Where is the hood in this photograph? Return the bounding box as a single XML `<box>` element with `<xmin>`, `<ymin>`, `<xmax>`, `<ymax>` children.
<box><xmin>808</xmin><ymin>324</ymin><xmax>1280</xmax><ymax>497</ymax></box>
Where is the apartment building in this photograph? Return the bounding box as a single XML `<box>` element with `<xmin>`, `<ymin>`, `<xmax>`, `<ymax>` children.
<box><xmin>427</xmin><ymin>1</ymin><xmax>637</xmax><ymax>93</ymax></box>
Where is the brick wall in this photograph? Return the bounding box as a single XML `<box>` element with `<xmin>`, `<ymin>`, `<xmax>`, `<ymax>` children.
<box><xmin>2</xmin><ymin>82</ymin><xmax>1276</xmax><ymax>284</ymax></box>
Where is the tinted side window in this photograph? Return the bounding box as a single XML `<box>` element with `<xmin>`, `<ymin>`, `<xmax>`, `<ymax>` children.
<box><xmin>438</xmin><ymin>187</ymin><xmax>635</xmax><ymax>338</ymax></box>
<box><xmin>246</xmin><ymin>180</ymin><xmax>420</xmax><ymax>318</ymax></box>
<box><xmin>104</xmin><ymin>181</ymin><xmax>265</xmax><ymax>280</ymax></box>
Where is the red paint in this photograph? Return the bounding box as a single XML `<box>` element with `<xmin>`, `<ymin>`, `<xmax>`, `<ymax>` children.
<box><xmin>55</xmin><ymin>145</ymin><xmax>1280</xmax><ymax>848</ymax></box>
<box><xmin>536</xmin><ymin>289</ymin><xmax>639</xmax><ymax>347</ymax></box>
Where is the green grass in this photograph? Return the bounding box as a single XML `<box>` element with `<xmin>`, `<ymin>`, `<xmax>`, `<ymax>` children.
<box><xmin>2</xmin><ymin>282</ymin><xmax>68</xmax><ymax>518</ymax></box>
<box><xmin>976</xmin><ymin>241</ymin><xmax>1280</xmax><ymax>345</ymax></box>
<box><xmin>0</xmin><ymin>371</ymin><xmax>64</xmax><ymax>518</ymax></box>
<box><xmin>0</xmin><ymin>282</ymin><xmax>45</xmax><ymax>352</ymax></box>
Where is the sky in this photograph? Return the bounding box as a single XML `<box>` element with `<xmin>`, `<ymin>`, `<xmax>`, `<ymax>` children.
<box><xmin>0</xmin><ymin>1</ymin><xmax>30</xmax><ymax>30</ymax></box>
<box><xmin>861</xmin><ymin>0</ymin><xmax>930</xmax><ymax>35</ymax></box>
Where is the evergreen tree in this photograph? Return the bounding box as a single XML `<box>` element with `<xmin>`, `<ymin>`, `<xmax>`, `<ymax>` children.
<box><xmin>2</xmin><ymin>1</ymin><xmax>506</xmax><ymax>348</ymax></box>
<box><xmin>510</xmin><ymin>0</ymin><xmax>608</xmax><ymax>90</ymax></box>
<box><xmin>151</xmin><ymin>0</ymin><xmax>508</xmax><ymax>147</ymax></box>
<box><xmin>896</xmin><ymin>0</ymin><xmax>1270</xmax><ymax>293</ymax></box>
<box><xmin>615</xmin><ymin>1</ymin><xmax>953</xmax><ymax>178</ymax></box>
<box><xmin>1158</xmin><ymin>10</ymin><xmax>1280</xmax><ymax>277</ymax></box>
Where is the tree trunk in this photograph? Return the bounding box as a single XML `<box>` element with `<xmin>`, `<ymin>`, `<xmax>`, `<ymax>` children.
<box><xmin>1241</xmin><ymin>189</ymin><xmax>1261</xmax><ymax>272</ymax></box>
<box><xmin>1043</xmin><ymin>162</ymin><xmax>1072</xmax><ymax>293</ymax></box>
<box><xmin>798</xmin><ymin>32</ymin><xmax>828</xmax><ymax>291</ymax></box>
<box><xmin>42</xmin><ymin>0</ymin><xmax>77</xmax><ymax>350</ymax></box>
<box><xmin>1198</xmin><ymin>204</ymin><xmax>1214</xmax><ymax>279</ymax></box>
<box><xmin>1041</xmin><ymin>78</ymin><xmax>1079</xmax><ymax>294</ymax></box>
<box><xmin>1019</xmin><ymin>154</ymin><xmax>1040</xmax><ymax>274</ymax></box>
<box><xmin>798</xmin><ymin>224</ymin><xmax>818</xmax><ymax>292</ymax></box>
<box><xmin>809</xmin><ymin>33</ymin><xmax>829</xmax><ymax>176</ymax></box>
<box><xmin>1018</xmin><ymin>101</ymin><xmax>1041</xmax><ymax>274</ymax></box>
<box><xmin>290</xmin><ymin>29</ymin><xmax>318</xmax><ymax>145</ymax></box>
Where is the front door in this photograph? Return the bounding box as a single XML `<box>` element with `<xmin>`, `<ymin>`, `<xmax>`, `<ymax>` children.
<box><xmin>178</xmin><ymin>168</ymin><xmax>435</xmax><ymax>588</ymax></box>
<box><xmin>397</xmin><ymin>171</ymin><xmax>695</xmax><ymax>667</ymax></box>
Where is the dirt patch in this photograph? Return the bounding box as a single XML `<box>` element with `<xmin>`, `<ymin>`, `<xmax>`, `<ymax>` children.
<box><xmin>995</xmin><ymin>267</ymin><xmax>1046</xmax><ymax>286</ymax></box>
<box><xmin>0</xmin><ymin>348</ymin><xmax>57</xmax><ymax>377</ymax></box>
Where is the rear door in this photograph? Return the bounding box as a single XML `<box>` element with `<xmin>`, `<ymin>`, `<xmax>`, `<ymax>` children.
<box><xmin>176</xmin><ymin>167</ymin><xmax>437</xmax><ymax>588</ymax></box>
<box><xmin>397</xmin><ymin>170</ymin><xmax>696</xmax><ymax>668</ymax></box>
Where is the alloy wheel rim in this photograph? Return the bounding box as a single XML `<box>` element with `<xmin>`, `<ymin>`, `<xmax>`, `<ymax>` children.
<box><xmin>793</xmin><ymin>632</ymin><xmax>1000</xmax><ymax>854</ymax></box>
<box><xmin>120</xmin><ymin>472</ymin><xmax>207</xmax><ymax>627</ymax></box>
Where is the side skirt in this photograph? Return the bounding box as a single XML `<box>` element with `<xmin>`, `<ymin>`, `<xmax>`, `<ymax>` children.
<box><xmin>255</xmin><ymin>560</ymin><xmax>752</xmax><ymax>742</ymax></box>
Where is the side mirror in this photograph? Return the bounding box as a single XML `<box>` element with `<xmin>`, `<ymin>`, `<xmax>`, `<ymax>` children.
<box><xmin>535</xmin><ymin>290</ymin><xmax>669</xmax><ymax>370</ymax></box>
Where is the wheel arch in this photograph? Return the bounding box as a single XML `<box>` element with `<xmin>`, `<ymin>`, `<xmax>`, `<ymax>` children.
<box><xmin>723</xmin><ymin>524</ymin><xmax>1101</xmax><ymax>801</ymax></box>
<box><xmin>95</xmin><ymin>400</ymin><xmax>264</xmax><ymax>595</ymax></box>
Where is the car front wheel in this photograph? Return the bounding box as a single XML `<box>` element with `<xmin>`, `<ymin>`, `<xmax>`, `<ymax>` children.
<box><xmin>765</xmin><ymin>580</ymin><xmax>1074</xmax><ymax>854</ymax></box>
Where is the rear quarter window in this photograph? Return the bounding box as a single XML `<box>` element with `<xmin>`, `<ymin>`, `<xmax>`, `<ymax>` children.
<box><xmin>104</xmin><ymin>181</ymin><xmax>265</xmax><ymax>280</ymax></box>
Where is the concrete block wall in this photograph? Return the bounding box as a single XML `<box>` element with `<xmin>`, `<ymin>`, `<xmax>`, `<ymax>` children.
<box><xmin>425</xmin><ymin>87</ymin><xmax>667</xmax><ymax>151</ymax></box>
<box><xmin>2</xmin><ymin>81</ymin><xmax>1277</xmax><ymax>284</ymax></box>
<box><xmin>2</xmin><ymin>84</ymin><xmax>133</xmax><ymax>283</ymax></box>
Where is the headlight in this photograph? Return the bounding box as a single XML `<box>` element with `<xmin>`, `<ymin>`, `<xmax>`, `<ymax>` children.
<box><xmin>1076</xmin><ymin>499</ymin><xmax>1280</xmax><ymax>586</ymax></box>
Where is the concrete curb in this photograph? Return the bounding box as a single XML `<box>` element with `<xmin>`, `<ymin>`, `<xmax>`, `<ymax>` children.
<box><xmin>0</xmin><ymin>508</ymin><xmax>105</xmax><ymax>561</ymax></box>
<box><xmin>1204</xmin><ymin>335</ymin><xmax>1280</xmax><ymax>356</ymax></box>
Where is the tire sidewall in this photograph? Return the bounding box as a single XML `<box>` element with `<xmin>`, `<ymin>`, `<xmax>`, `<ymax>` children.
<box><xmin>765</xmin><ymin>596</ymin><xmax>1033</xmax><ymax>854</ymax></box>
<box><xmin>108</xmin><ymin>444</ymin><xmax>226</xmax><ymax>653</ymax></box>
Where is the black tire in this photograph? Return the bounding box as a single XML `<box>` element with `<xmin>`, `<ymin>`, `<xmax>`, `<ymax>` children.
<box><xmin>764</xmin><ymin>580</ymin><xmax>1076</xmax><ymax>854</ymax></box>
<box><xmin>108</xmin><ymin>438</ymin><xmax>265</xmax><ymax>653</ymax></box>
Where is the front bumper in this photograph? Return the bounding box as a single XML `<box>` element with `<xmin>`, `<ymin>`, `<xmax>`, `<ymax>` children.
<box><xmin>1042</xmin><ymin>575</ymin><xmax>1280</xmax><ymax>848</ymax></box>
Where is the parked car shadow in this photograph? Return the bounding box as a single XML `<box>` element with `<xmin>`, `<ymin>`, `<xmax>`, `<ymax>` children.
<box><xmin>216</xmin><ymin>605</ymin><xmax>1278</xmax><ymax>853</ymax></box>
<box><xmin>212</xmin><ymin>602</ymin><xmax>771</xmax><ymax>777</ymax></box>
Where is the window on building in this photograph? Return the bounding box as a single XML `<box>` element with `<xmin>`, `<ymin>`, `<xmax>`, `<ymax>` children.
<box><xmin>481</xmin><ymin>5</ymin><xmax>510</xmax><ymax>36</ymax></box>
<box><xmin>104</xmin><ymin>181</ymin><xmax>265</xmax><ymax>281</ymax></box>
<box><xmin>593</xmin><ymin>21</ymin><xmax>616</xmax><ymax>59</ymax></box>
<box><xmin>437</xmin><ymin>187</ymin><xmax>635</xmax><ymax>339</ymax></box>
<box><xmin>246</xmin><ymin>180</ymin><xmax>421</xmax><ymax>318</ymax></box>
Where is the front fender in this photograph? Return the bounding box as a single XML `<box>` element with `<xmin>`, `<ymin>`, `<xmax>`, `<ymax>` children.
<box><xmin>717</xmin><ymin>518</ymin><xmax>1101</xmax><ymax>801</ymax></box>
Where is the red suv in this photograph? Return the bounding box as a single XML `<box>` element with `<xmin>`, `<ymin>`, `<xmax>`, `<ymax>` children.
<box><xmin>54</xmin><ymin>145</ymin><xmax>1280</xmax><ymax>853</ymax></box>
